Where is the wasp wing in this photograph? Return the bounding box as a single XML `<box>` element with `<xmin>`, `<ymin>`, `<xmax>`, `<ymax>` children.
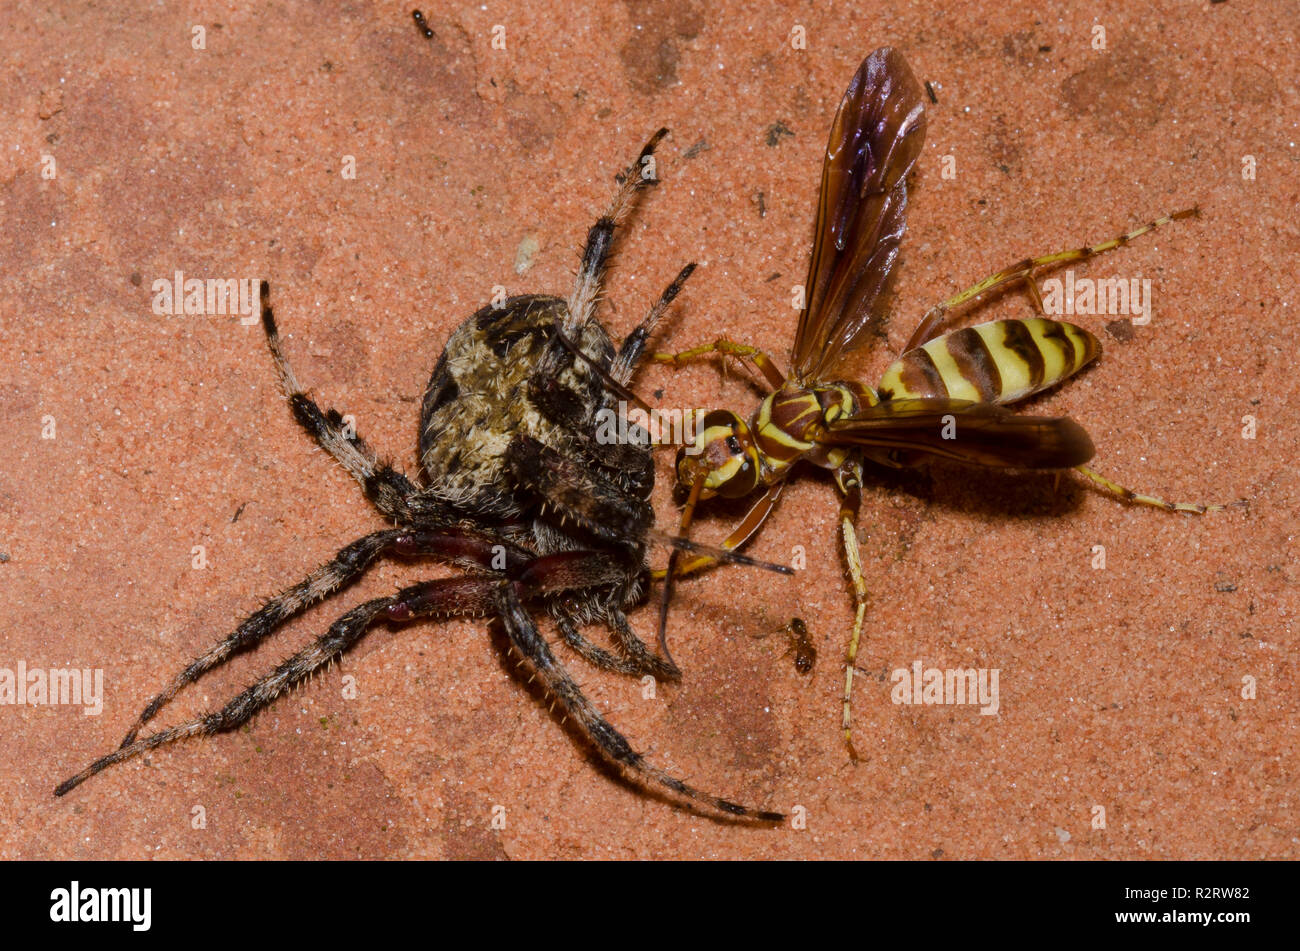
<box><xmin>791</xmin><ymin>47</ymin><xmax>928</xmax><ymax>383</ymax></box>
<box><xmin>823</xmin><ymin>398</ymin><xmax>1096</xmax><ymax>469</ymax></box>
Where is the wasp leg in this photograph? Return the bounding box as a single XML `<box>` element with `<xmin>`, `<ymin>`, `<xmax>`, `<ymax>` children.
<box><xmin>1072</xmin><ymin>465</ymin><xmax>1224</xmax><ymax>514</ymax></box>
<box><xmin>566</xmin><ymin>128</ymin><xmax>670</xmax><ymax>336</ymax></box>
<box><xmin>652</xmin><ymin>338</ymin><xmax>788</xmax><ymax>391</ymax></box>
<box><xmin>492</xmin><ymin>580</ymin><xmax>782</xmax><ymax>822</ymax></box>
<box><xmin>260</xmin><ymin>281</ymin><xmax>422</xmax><ymax>522</ymax></box>
<box><xmin>651</xmin><ymin>482</ymin><xmax>786</xmax><ymax>580</ymax></box>
<box><xmin>904</xmin><ymin>208</ymin><xmax>1199</xmax><ymax>352</ymax></box>
<box><xmin>833</xmin><ymin>460</ymin><xmax>869</xmax><ymax>762</ymax></box>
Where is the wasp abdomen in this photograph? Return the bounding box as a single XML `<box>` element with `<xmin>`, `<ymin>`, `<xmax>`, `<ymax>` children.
<box><xmin>878</xmin><ymin>317</ymin><xmax>1100</xmax><ymax>404</ymax></box>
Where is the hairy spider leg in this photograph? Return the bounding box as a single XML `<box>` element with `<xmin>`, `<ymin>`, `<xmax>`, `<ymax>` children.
<box><xmin>519</xmin><ymin>126</ymin><xmax>673</xmax><ymax>471</ymax></box>
<box><xmin>62</xmin><ymin>546</ymin><xmax>784</xmax><ymax>820</ymax></box>
<box><xmin>261</xmin><ymin>281</ymin><xmax>424</xmax><ymax>522</ymax></box>
<box><xmin>610</xmin><ymin>261</ymin><xmax>698</xmax><ymax>384</ymax></box>
<box><xmin>519</xmin><ymin>259</ymin><xmax>706</xmax><ymax>682</ymax></box>
<box><xmin>118</xmin><ymin>528</ymin><xmax>405</xmax><ymax>748</ymax></box>
<box><xmin>63</xmin><ymin>527</ymin><xmax>535</xmax><ymax>790</ymax></box>
<box><xmin>565</xmin><ymin>127</ymin><xmax>670</xmax><ymax>338</ymax></box>
<box><xmin>491</xmin><ymin>580</ymin><xmax>783</xmax><ymax>822</ymax></box>
<box><xmin>55</xmin><ymin>578</ymin><xmax>497</xmax><ymax>798</ymax></box>
<box><xmin>506</xmin><ymin>434</ymin><xmax>677</xmax><ymax>681</ymax></box>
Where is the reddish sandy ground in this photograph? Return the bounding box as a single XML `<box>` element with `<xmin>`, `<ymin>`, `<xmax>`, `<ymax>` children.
<box><xmin>2</xmin><ymin>1</ymin><xmax>1296</xmax><ymax>859</ymax></box>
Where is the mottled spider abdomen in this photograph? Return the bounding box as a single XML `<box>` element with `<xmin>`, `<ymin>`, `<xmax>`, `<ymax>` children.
<box><xmin>416</xmin><ymin>293</ymin><xmax>657</xmax><ymax>576</ymax></box>
<box><xmin>419</xmin><ymin>296</ymin><xmax>613</xmax><ymax>513</ymax></box>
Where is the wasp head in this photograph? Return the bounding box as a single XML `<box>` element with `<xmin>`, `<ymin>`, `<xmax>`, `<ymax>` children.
<box><xmin>675</xmin><ymin>409</ymin><xmax>761</xmax><ymax>499</ymax></box>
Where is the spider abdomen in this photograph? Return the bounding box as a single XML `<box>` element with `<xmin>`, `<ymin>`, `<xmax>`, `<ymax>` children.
<box><xmin>417</xmin><ymin>295</ymin><xmax>619</xmax><ymax>521</ymax></box>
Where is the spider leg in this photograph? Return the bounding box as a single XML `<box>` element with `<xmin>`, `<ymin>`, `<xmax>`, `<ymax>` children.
<box><xmin>493</xmin><ymin>580</ymin><xmax>781</xmax><ymax>821</ymax></box>
<box><xmin>56</xmin><ymin>593</ymin><xmax>396</xmax><ymax>796</ymax></box>
<box><xmin>116</xmin><ymin>526</ymin><xmax>530</xmax><ymax>749</ymax></box>
<box><xmin>117</xmin><ymin>528</ymin><xmax>404</xmax><ymax>748</ymax></box>
<box><xmin>507</xmin><ymin>434</ymin><xmax>651</xmax><ymax>549</ymax></box>
<box><xmin>260</xmin><ymin>281</ymin><xmax>423</xmax><ymax>522</ymax></box>
<box><xmin>553</xmin><ymin>611</ymin><xmax>652</xmax><ymax>676</ymax></box>
<box><xmin>513</xmin><ymin>555</ymin><xmax>674</xmax><ymax>683</ymax></box>
<box><xmin>552</xmin><ymin>606</ymin><xmax>681</xmax><ymax>681</ymax></box>
<box><xmin>610</xmin><ymin>261</ymin><xmax>697</xmax><ymax>384</ymax></box>
<box><xmin>608</xmin><ymin>607</ymin><xmax>680</xmax><ymax>680</ymax></box>
<box><xmin>565</xmin><ymin>128</ymin><xmax>669</xmax><ymax>337</ymax></box>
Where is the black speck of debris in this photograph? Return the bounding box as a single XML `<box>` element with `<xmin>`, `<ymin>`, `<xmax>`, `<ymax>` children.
<box><xmin>1039</xmin><ymin>44</ymin><xmax>1052</xmax><ymax>52</ymax></box>
<box><xmin>755</xmin><ymin>191</ymin><xmax>766</xmax><ymax>218</ymax></box>
<box><xmin>1214</xmin><ymin>578</ymin><xmax>1238</xmax><ymax>593</ymax></box>
<box><xmin>653</xmin><ymin>388</ymin><xmax>664</xmax><ymax>401</ymax></box>
<box><xmin>1104</xmin><ymin>318</ymin><xmax>1135</xmax><ymax>342</ymax></box>
<box><xmin>129</xmin><ymin>272</ymin><xmax>142</xmax><ymax>286</ymax></box>
<box><xmin>765</xmin><ymin>272</ymin><xmax>781</xmax><ymax>283</ymax></box>
<box><xmin>0</xmin><ymin>553</ymin><xmax>10</xmax><ymax>563</ymax></box>
<box><xmin>231</xmin><ymin>501</ymin><xmax>249</xmax><ymax>524</ymax></box>
<box><xmin>765</xmin><ymin>121</ymin><xmax>794</xmax><ymax>147</ymax></box>
<box><xmin>682</xmin><ymin>138</ymin><xmax>710</xmax><ymax>160</ymax></box>
<box><xmin>925</xmin><ymin>80</ymin><xmax>938</xmax><ymax>104</ymax></box>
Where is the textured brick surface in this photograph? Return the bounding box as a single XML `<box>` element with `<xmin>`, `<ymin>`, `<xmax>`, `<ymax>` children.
<box><xmin>2</xmin><ymin>1</ymin><xmax>1295</xmax><ymax>858</ymax></box>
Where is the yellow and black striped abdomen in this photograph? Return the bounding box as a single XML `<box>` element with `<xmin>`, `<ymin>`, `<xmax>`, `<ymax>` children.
<box><xmin>877</xmin><ymin>317</ymin><xmax>1100</xmax><ymax>405</ymax></box>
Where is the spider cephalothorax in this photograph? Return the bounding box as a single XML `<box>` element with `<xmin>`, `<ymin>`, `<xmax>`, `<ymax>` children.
<box><xmin>55</xmin><ymin>129</ymin><xmax>783</xmax><ymax>822</ymax></box>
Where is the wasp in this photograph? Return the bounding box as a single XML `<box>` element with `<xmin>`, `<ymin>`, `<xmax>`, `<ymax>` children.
<box><xmin>654</xmin><ymin>48</ymin><xmax>1220</xmax><ymax>758</ymax></box>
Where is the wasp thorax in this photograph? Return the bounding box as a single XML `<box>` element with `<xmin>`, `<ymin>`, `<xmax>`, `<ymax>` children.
<box><xmin>675</xmin><ymin>409</ymin><xmax>761</xmax><ymax>498</ymax></box>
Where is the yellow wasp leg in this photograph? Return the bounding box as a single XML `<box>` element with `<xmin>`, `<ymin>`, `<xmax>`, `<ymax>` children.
<box><xmin>835</xmin><ymin>462</ymin><xmax>868</xmax><ymax>762</ymax></box>
<box><xmin>905</xmin><ymin>208</ymin><xmax>1199</xmax><ymax>351</ymax></box>
<box><xmin>1073</xmin><ymin>465</ymin><xmax>1224</xmax><ymax>514</ymax></box>
<box><xmin>653</xmin><ymin>338</ymin><xmax>787</xmax><ymax>390</ymax></box>
<box><xmin>651</xmin><ymin>483</ymin><xmax>786</xmax><ymax>580</ymax></box>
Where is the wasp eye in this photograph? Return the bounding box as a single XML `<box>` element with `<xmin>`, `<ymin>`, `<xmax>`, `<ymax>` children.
<box><xmin>725</xmin><ymin>435</ymin><xmax>742</xmax><ymax>455</ymax></box>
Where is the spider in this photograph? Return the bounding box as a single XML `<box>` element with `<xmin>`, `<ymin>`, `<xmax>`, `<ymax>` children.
<box><xmin>54</xmin><ymin>129</ymin><xmax>784</xmax><ymax>822</ymax></box>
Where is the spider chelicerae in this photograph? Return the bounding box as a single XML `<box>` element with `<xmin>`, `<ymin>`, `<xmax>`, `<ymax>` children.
<box><xmin>55</xmin><ymin>129</ymin><xmax>784</xmax><ymax>822</ymax></box>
